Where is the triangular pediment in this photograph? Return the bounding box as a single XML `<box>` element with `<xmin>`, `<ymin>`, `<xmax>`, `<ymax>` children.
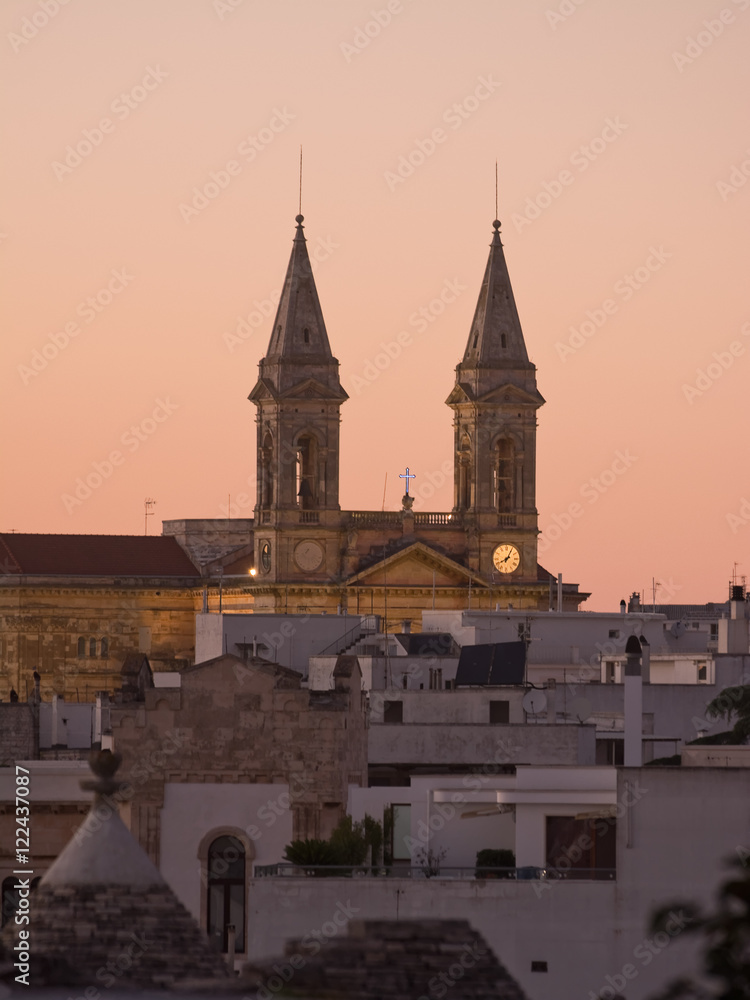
<box><xmin>280</xmin><ymin>377</ymin><xmax>348</xmax><ymax>401</ymax></box>
<box><xmin>445</xmin><ymin>382</ymin><xmax>475</xmax><ymax>405</ymax></box>
<box><xmin>347</xmin><ymin>541</ymin><xmax>487</xmax><ymax>589</ymax></box>
<box><xmin>475</xmin><ymin>382</ymin><xmax>545</xmax><ymax>406</ymax></box>
<box><xmin>248</xmin><ymin>377</ymin><xmax>279</xmax><ymax>402</ymax></box>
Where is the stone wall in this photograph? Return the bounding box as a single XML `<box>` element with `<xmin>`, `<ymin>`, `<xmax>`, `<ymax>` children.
<box><xmin>0</xmin><ymin>582</ymin><xmax>200</xmax><ymax>701</ymax></box>
<box><xmin>0</xmin><ymin>703</ymin><xmax>37</xmax><ymax>764</ymax></box>
<box><xmin>111</xmin><ymin>653</ymin><xmax>367</xmax><ymax>859</ymax></box>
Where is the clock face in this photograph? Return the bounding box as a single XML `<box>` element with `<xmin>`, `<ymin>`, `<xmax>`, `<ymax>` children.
<box><xmin>294</xmin><ymin>539</ymin><xmax>323</xmax><ymax>572</ymax></box>
<box><xmin>493</xmin><ymin>543</ymin><xmax>520</xmax><ymax>574</ymax></box>
<box><xmin>259</xmin><ymin>541</ymin><xmax>271</xmax><ymax>573</ymax></box>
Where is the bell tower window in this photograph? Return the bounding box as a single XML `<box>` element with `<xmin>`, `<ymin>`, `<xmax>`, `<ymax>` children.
<box><xmin>296</xmin><ymin>434</ymin><xmax>318</xmax><ymax>509</ymax></box>
<box><xmin>260</xmin><ymin>433</ymin><xmax>273</xmax><ymax>508</ymax></box>
<box><xmin>493</xmin><ymin>439</ymin><xmax>515</xmax><ymax>513</ymax></box>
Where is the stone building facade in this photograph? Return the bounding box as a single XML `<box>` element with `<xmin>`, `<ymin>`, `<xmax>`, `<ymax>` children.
<box><xmin>0</xmin><ymin>214</ymin><xmax>588</xmax><ymax>701</ymax></box>
<box><xmin>110</xmin><ymin>652</ymin><xmax>367</xmax><ymax>861</ymax></box>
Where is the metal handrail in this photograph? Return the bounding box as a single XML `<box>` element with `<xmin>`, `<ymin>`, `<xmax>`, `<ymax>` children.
<box><xmin>253</xmin><ymin>863</ymin><xmax>616</xmax><ymax>881</ymax></box>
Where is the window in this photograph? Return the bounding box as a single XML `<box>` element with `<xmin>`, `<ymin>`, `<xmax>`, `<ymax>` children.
<box><xmin>608</xmin><ymin>630</ymin><xmax>620</xmax><ymax>639</ymax></box>
<box><xmin>489</xmin><ymin>700</ymin><xmax>510</xmax><ymax>724</ymax></box>
<box><xmin>303</xmin><ymin>327</ymin><xmax>310</xmax><ymax>343</ymax></box>
<box><xmin>545</xmin><ymin>815</ymin><xmax>616</xmax><ymax>880</ymax></box>
<box><xmin>698</xmin><ymin>663</ymin><xmax>707</xmax><ymax>681</ymax></box>
<box><xmin>605</xmin><ymin>661</ymin><xmax>616</xmax><ymax>683</ymax></box>
<box><xmin>100</xmin><ymin>637</ymin><xmax>109</xmax><ymax>659</ymax></box>
<box><xmin>428</xmin><ymin>668</ymin><xmax>443</xmax><ymax>690</ymax></box>
<box><xmin>207</xmin><ymin>836</ymin><xmax>245</xmax><ymax>953</ymax></box>
<box><xmin>89</xmin><ymin>637</ymin><xmax>97</xmax><ymax>657</ymax></box>
<box><xmin>77</xmin><ymin>637</ymin><xmax>86</xmax><ymax>657</ymax></box>
<box><xmin>501</xmin><ymin>333</ymin><xmax>507</xmax><ymax>349</ymax></box>
<box><xmin>530</xmin><ymin>961</ymin><xmax>548</xmax><ymax>973</ymax></box>
<box><xmin>493</xmin><ymin>439</ymin><xmax>514</xmax><ymax>512</ymax></box>
<box><xmin>383</xmin><ymin>701</ymin><xmax>403</xmax><ymax>724</ymax></box>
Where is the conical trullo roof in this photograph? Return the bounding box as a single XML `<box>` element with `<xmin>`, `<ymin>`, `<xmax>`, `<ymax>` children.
<box><xmin>240</xmin><ymin>919</ymin><xmax>530</xmax><ymax>999</ymax></box>
<box><xmin>0</xmin><ymin>751</ymin><xmax>229</xmax><ymax>988</ymax></box>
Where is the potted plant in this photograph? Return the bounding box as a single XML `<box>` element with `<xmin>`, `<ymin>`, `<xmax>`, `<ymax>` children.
<box><xmin>475</xmin><ymin>848</ymin><xmax>516</xmax><ymax>879</ymax></box>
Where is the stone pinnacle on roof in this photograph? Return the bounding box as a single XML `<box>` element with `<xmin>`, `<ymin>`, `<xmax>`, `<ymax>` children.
<box><xmin>462</xmin><ymin>218</ymin><xmax>533</xmax><ymax>369</ymax></box>
<box><xmin>264</xmin><ymin>213</ymin><xmax>335</xmax><ymax>360</ymax></box>
<box><xmin>0</xmin><ymin>749</ymin><xmax>229</xmax><ymax>988</ymax></box>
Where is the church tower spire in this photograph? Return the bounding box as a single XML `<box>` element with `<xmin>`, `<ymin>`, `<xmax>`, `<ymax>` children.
<box><xmin>462</xmin><ymin>219</ymin><xmax>531</xmax><ymax>369</ymax></box>
<box><xmin>249</xmin><ymin>215</ymin><xmax>347</xmax><ymax>519</ymax></box>
<box><xmin>447</xmin><ymin>219</ymin><xmax>544</xmax><ymax>579</ymax></box>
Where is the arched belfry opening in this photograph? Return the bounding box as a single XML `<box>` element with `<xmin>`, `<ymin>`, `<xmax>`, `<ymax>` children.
<box><xmin>260</xmin><ymin>432</ymin><xmax>273</xmax><ymax>508</ymax></box>
<box><xmin>457</xmin><ymin>433</ymin><xmax>472</xmax><ymax>510</ymax></box>
<box><xmin>493</xmin><ymin>438</ymin><xmax>515</xmax><ymax>513</ymax></box>
<box><xmin>296</xmin><ymin>433</ymin><xmax>319</xmax><ymax>509</ymax></box>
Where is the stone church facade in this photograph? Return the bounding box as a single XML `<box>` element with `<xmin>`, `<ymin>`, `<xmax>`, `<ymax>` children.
<box><xmin>166</xmin><ymin>214</ymin><xmax>587</xmax><ymax>622</ymax></box>
<box><xmin>0</xmin><ymin>213</ymin><xmax>587</xmax><ymax>701</ymax></box>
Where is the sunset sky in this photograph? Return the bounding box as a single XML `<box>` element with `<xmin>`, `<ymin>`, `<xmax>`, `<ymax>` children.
<box><xmin>2</xmin><ymin>0</ymin><xmax>749</xmax><ymax>611</ymax></box>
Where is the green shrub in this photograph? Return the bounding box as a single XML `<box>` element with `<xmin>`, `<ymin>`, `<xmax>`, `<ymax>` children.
<box><xmin>475</xmin><ymin>848</ymin><xmax>516</xmax><ymax>878</ymax></box>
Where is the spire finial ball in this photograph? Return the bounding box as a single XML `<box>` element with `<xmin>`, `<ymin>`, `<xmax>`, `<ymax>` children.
<box><xmin>295</xmin><ymin>214</ymin><xmax>304</xmax><ymax>224</ymax></box>
<box><xmin>492</xmin><ymin>219</ymin><xmax>501</xmax><ymax>230</ymax></box>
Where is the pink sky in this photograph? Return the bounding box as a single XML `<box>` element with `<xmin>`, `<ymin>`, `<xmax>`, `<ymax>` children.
<box><xmin>2</xmin><ymin>0</ymin><xmax>749</xmax><ymax>611</ymax></box>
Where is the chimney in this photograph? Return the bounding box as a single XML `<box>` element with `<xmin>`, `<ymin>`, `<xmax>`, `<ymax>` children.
<box><xmin>624</xmin><ymin>636</ymin><xmax>642</xmax><ymax>767</ymax></box>
<box><xmin>639</xmin><ymin>635</ymin><xmax>651</xmax><ymax>684</ymax></box>
<box><xmin>718</xmin><ymin>587</ymin><xmax>749</xmax><ymax>654</ymax></box>
<box><xmin>619</xmin><ymin>599</ymin><xmax>626</xmax><ymax>615</ymax></box>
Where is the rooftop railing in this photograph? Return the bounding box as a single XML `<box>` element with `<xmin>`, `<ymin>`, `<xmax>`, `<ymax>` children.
<box><xmin>254</xmin><ymin>864</ymin><xmax>616</xmax><ymax>881</ymax></box>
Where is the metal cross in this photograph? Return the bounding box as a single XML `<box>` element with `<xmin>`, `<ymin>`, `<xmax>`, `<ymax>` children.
<box><xmin>399</xmin><ymin>467</ymin><xmax>416</xmax><ymax>495</ymax></box>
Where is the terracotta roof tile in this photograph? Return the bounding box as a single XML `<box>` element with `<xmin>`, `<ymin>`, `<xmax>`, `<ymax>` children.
<box><xmin>0</xmin><ymin>533</ymin><xmax>199</xmax><ymax>577</ymax></box>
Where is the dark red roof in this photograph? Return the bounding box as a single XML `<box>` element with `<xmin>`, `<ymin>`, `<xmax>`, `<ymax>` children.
<box><xmin>0</xmin><ymin>534</ymin><xmax>200</xmax><ymax>577</ymax></box>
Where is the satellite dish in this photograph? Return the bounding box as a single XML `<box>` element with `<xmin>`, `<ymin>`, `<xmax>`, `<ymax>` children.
<box><xmin>569</xmin><ymin>696</ymin><xmax>593</xmax><ymax>723</ymax></box>
<box><xmin>522</xmin><ymin>689</ymin><xmax>547</xmax><ymax>714</ymax></box>
<box><xmin>671</xmin><ymin>621</ymin><xmax>686</xmax><ymax>638</ymax></box>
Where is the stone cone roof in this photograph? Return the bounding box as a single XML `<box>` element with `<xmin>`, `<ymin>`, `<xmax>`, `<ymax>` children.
<box><xmin>241</xmin><ymin>919</ymin><xmax>530</xmax><ymax>999</ymax></box>
<box><xmin>0</xmin><ymin>751</ymin><xmax>229</xmax><ymax>988</ymax></box>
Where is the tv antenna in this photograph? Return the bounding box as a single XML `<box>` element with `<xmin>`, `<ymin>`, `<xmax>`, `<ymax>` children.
<box><xmin>144</xmin><ymin>497</ymin><xmax>156</xmax><ymax>535</ymax></box>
